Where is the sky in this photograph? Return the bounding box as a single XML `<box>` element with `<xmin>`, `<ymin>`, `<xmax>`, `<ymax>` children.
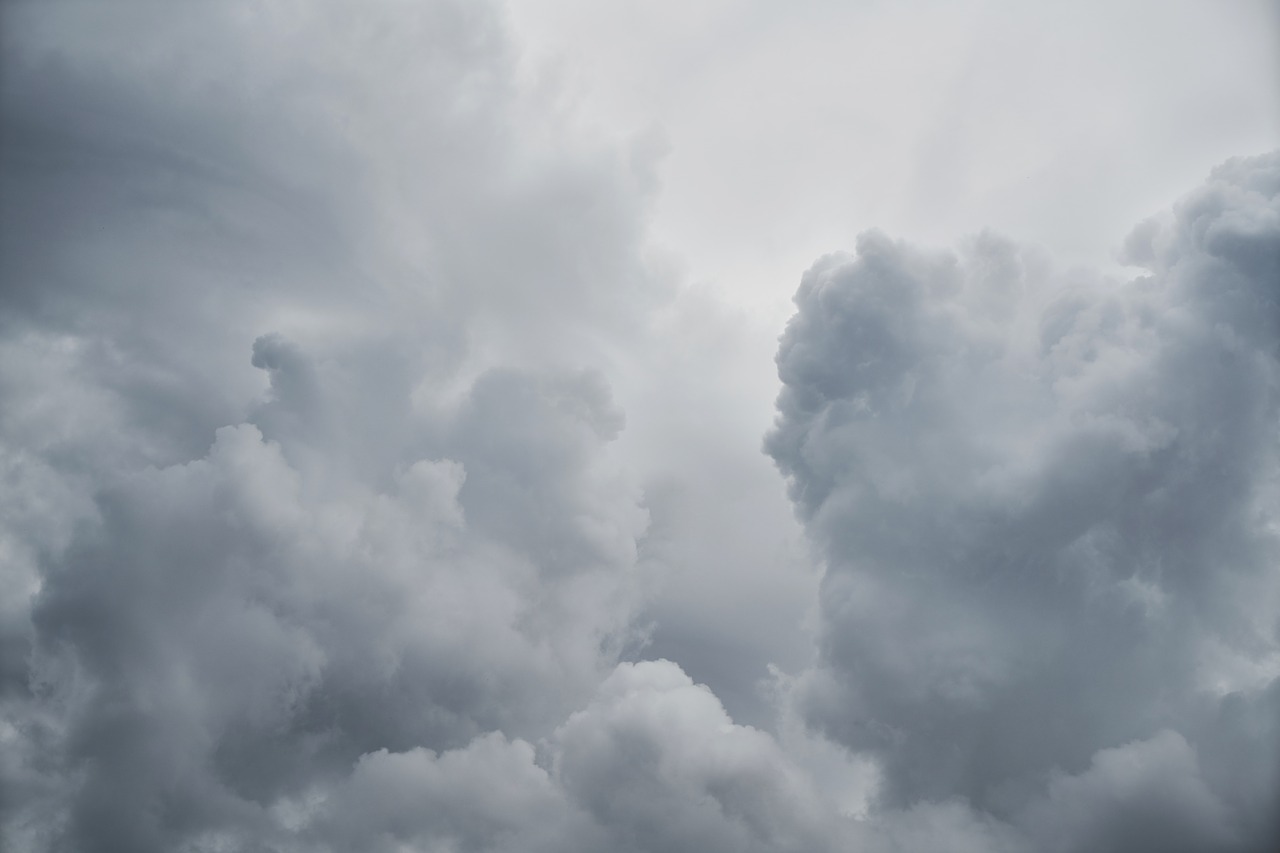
<box><xmin>0</xmin><ymin>2</ymin><xmax>1277</xmax><ymax>852</ymax></box>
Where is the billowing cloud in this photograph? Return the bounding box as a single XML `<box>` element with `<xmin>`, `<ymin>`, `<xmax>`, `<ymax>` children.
<box><xmin>550</xmin><ymin>659</ymin><xmax>843</xmax><ymax>853</ymax></box>
<box><xmin>0</xmin><ymin>0</ymin><xmax>657</xmax><ymax>849</ymax></box>
<box><xmin>0</xmin><ymin>2</ymin><xmax>831</xmax><ymax>851</ymax></box>
<box><xmin>3</xmin><ymin>1</ymin><xmax>1277</xmax><ymax>851</ymax></box>
<box><xmin>254</xmin><ymin>659</ymin><xmax>858</xmax><ymax>853</ymax></box>
<box><xmin>768</xmin><ymin>151</ymin><xmax>1280</xmax><ymax>852</ymax></box>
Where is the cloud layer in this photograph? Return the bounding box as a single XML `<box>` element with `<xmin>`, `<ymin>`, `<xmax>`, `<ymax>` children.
<box><xmin>2</xmin><ymin>1</ymin><xmax>1277</xmax><ymax>851</ymax></box>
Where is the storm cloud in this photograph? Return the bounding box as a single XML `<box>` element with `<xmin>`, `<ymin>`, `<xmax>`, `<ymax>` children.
<box><xmin>768</xmin><ymin>152</ymin><xmax>1280</xmax><ymax>851</ymax></box>
<box><xmin>1</xmin><ymin>1</ymin><xmax>656</xmax><ymax>849</ymax></box>
<box><xmin>2</xmin><ymin>1</ymin><xmax>1277</xmax><ymax>851</ymax></box>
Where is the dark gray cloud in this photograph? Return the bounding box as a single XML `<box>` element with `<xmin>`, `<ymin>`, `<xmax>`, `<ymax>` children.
<box><xmin>768</xmin><ymin>151</ymin><xmax>1280</xmax><ymax>852</ymax></box>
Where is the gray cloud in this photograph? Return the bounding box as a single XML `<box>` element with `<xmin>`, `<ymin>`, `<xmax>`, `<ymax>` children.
<box><xmin>267</xmin><ymin>659</ymin><xmax>863</xmax><ymax>853</ymax></box>
<box><xmin>303</xmin><ymin>659</ymin><xmax>856</xmax><ymax>853</ymax></box>
<box><xmin>549</xmin><ymin>660</ymin><xmax>842</xmax><ymax>853</ymax></box>
<box><xmin>0</xmin><ymin>1</ymin><xmax>659</xmax><ymax>849</ymax></box>
<box><xmin>8</xmin><ymin>382</ymin><xmax>645</xmax><ymax>850</ymax></box>
<box><xmin>768</xmin><ymin>151</ymin><xmax>1280</xmax><ymax>852</ymax></box>
<box><xmin>0</xmin><ymin>2</ymin><xmax>831</xmax><ymax>851</ymax></box>
<box><xmin>3</xmin><ymin>1</ymin><xmax>1277</xmax><ymax>851</ymax></box>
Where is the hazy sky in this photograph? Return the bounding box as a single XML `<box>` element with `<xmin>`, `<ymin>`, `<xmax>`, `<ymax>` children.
<box><xmin>2</xmin><ymin>2</ymin><xmax>1277</xmax><ymax>852</ymax></box>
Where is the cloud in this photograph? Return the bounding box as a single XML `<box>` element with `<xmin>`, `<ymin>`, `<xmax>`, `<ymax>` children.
<box><xmin>172</xmin><ymin>658</ymin><xmax>864</xmax><ymax>853</ymax></box>
<box><xmin>0</xmin><ymin>1</ymin><xmax>659</xmax><ymax>849</ymax></box>
<box><xmin>304</xmin><ymin>733</ymin><xmax>589</xmax><ymax>853</ymax></box>
<box><xmin>304</xmin><ymin>659</ymin><xmax>857</xmax><ymax>853</ymax></box>
<box><xmin>0</xmin><ymin>1</ymin><xmax>818</xmax><ymax>850</ymax></box>
<box><xmin>3</xmin><ymin>1</ymin><xmax>1277</xmax><ymax>851</ymax></box>
<box><xmin>6</xmin><ymin>381</ymin><xmax>646</xmax><ymax>849</ymax></box>
<box><xmin>550</xmin><ymin>659</ymin><xmax>842</xmax><ymax>853</ymax></box>
<box><xmin>1021</xmin><ymin>730</ymin><xmax>1237</xmax><ymax>853</ymax></box>
<box><xmin>767</xmin><ymin>151</ymin><xmax>1280</xmax><ymax>851</ymax></box>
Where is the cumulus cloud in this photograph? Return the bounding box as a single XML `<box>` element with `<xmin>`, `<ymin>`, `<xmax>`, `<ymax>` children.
<box><xmin>0</xmin><ymin>0</ymin><xmax>657</xmax><ymax>849</ymax></box>
<box><xmin>266</xmin><ymin>659</ymin><xmax>860</xmax><ymax>853</ymax></box>
<box><xmin>4</xmin><ymin>369</ymin><xmax>650</xmax><ymax>851</ymax></box>
<box><xmin>550</xmin><ymin>659</ymin><xmax>844</xmax><ymax>853</ymax></box>
<box><xmin>768</xmin><ymin>151</ymin><xmax>1280</xmax><ymax>852</ymax></box>
<box><xmin>0</xmin><ymin>3</ymin><xmax>827</xmax><ymax>851</ymax></box>
<box><xmin>3</xmin><ymin>1</ymin><xmax>1277</xmax><ymax>851</ymax></box>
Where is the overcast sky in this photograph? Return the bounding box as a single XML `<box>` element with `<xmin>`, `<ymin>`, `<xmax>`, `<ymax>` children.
<box><xmin>1</xmin><ymin>2</ymin><xmax>1277</xmax><ymax>852</ymax></box>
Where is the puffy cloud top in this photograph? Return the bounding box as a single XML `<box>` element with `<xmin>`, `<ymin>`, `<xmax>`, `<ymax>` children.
<box><xmin>767</xmin><ymin>151</ymin><xmax>1280</xmax><ymax>852</ymax></box>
